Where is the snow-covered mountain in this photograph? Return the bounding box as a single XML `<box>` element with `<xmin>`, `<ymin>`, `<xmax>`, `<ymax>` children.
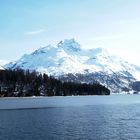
<box><xmin>0</xmin><ymin>65</ymin><xmax>4</xmax><ymax>70</ymax></box>
<box><xmin>5</xmin><ymin>39</ymin><xmax>140</xmax><ymax>92</ymax></box>
<box><xmin>0</xmin><ymin>60</ymin><xmax>5</xmax><ymax>70</ymax></box>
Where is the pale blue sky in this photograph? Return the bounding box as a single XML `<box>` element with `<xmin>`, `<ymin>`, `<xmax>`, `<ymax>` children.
<box><xmin>1</xmin><ymin>0</ymin><xmax>140</xmax><ymax>65</ymax></box>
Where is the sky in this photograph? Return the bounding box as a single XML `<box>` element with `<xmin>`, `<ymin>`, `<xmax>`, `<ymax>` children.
<box><xmin>1</xmin><ymin>0</ymin><xmax>140</xmax><ymax>65</ymax></box>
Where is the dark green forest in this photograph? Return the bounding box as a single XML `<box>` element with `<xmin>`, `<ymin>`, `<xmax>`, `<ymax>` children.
<box><xmin>0</xmin><ymin>69</ymin><xmax>110</xmax><ymax>97</ymax></box>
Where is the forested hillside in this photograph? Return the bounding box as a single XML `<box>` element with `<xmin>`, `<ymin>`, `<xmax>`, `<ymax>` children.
<box><xmin>0</xmin><ymin>70</ymin><xmax>110</xmax><ymax>97</ymax></box>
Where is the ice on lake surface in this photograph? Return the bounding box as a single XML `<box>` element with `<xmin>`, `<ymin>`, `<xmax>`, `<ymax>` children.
<box><xmin>1</xmin><ymin>95</ymin><xmax>140</xmax><ymax>140</ymax></box>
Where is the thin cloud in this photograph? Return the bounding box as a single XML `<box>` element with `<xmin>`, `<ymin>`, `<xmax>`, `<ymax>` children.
<box><xmin>26</xmin><ymin>29</ymin><xmax>46</xmax><ymax>35</ymax></box>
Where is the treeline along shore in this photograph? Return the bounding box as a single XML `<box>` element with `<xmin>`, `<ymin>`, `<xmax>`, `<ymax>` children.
<box><xmin>0</xmin><ymin>69</ymin><xmax>110</xmax><ymax>97</ymax></box>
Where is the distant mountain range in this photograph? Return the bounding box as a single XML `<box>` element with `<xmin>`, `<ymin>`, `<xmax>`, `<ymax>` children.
<box><xmin>4</xmin><ymin>39</ymin><xmax>140</xmax><ymax>93</ymax></box>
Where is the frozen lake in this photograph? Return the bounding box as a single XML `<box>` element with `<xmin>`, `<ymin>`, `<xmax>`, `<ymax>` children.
<box><xmin>0</xmin><ymin>95</ymin><xmax>140</xmax><ymax>140</ymax></box>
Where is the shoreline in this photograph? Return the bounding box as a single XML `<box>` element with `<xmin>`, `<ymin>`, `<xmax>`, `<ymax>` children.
<box><xmin>0</xmin><ymin>94</ymin><xmax>111</xmax><ymax>100</ymax></box>
<box><xmin>0</xmin><ymin>93</ymin><xmax>138</xmax><ymax>99</ymax></box>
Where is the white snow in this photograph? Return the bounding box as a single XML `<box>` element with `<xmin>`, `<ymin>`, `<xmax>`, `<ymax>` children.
<box><xmin>0</xmin><ymin>66</ymin><xmax>4</xmax><ymax>70</ymax></box>
<box><xmin>0</xmin><ymin>59</ymin><xmax>8</xmax><ymax>70</ymax></box>
<box><xmin>5</xmin><ymin>38</ymin><xmax>140</xmax><ymax>80</ymax></box>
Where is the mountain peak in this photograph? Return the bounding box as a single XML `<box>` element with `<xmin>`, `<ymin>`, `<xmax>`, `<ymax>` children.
<box><xmin>57</xmin><ymin>38</ymin><xmax>81</xmax><ymax>52</ymax></box>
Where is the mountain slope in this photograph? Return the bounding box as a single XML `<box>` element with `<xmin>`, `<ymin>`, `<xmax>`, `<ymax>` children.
<box><xmin>0</xmin><ymin>63</ymin><xmax>4</xmax><ymax>70</ymax></box>
<box><xmin>0</xmin><ymin>65</ymin><xmax>4</xmax><ymax>70</ymax></box>
<box><xmin>5</xmin><ymin>39</ymin><xmax>140</xmax><ymax>92</ymax></box>
<box><xmin>0</xmin><ymin>60</ymin><xmax>5</xmax><ymax>70</ymax></box>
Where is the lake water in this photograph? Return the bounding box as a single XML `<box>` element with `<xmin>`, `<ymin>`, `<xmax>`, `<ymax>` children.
<box><xmin>0</xmin><ymin>95</ymin><xmax>140</xmax><ymax>140</ymax></box>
